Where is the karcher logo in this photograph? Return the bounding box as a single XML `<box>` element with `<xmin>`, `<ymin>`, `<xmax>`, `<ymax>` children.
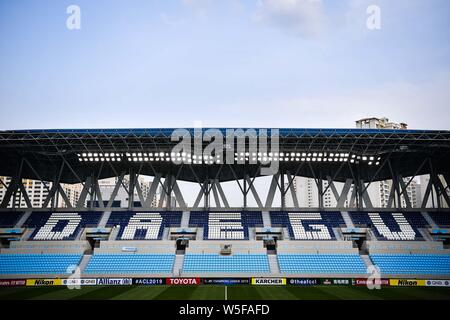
<box><xmin>251</xmin><ymin>278</ymin><xmax>286</xmax><ymax>285</ymax></box>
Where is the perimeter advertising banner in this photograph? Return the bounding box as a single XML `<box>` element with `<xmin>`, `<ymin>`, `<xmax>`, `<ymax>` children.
<box><xmin>26</xmin><ymin>279</ymin><xmax>62</xmax><ymax>286</ymax></box>
<box><xmin>61</xmin><ymin>278</ymin><xmax>97</xmax><ymax>286</ymax></box>
<box><xmin>202</xmin><ymin>278</ymin><xmax>250</xmax><ymax>285</ymax></box>
<box><xmin>0</xmin><ymin>279</ymin><xmax>26</xmax><ymax>287</ymax></box>
<box><xmin>251</xmin><ymin>278</ymin><xmax>286</xmax><ymax>285</ymax></box>
<box><xmin>133</xmin><ymin>278</ymin><xmax>165</xmax><ymax>285</ymax></box>
<box><xmin>96</xmin><ymin>278</ymin><xmax>132</xmax><ymax>286</ymax></box>
<box><xmin>166</xmin><ymin>278</ymin><xmax>201</xmax><ymax>285</ymax></box>
<box><xmin>389</xmin><ymin>279</ymin><xmax>426</xmax><ymax>286</ymax></box>
<box><xmin>287</xmin><ymin>278</ymin><xmax>319</xmax><ymax>286</ymax></box>
<box><xmin>321</xmin><ymin>279</ymin><xmax>352</xmax><ymax>285</ymax></box>
<box><xmin>353</xmin><ymin>278</ymin><xmax>390</xmax><ymax>286</ymax></box>
<box><xmin>425</xmin><ymin>279</ymin><xmax>450</xmax><ymax>287</ymax></box>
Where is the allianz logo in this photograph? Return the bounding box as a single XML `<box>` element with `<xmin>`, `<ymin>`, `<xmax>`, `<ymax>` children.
<box><xmin>96</xmin><ymin>278</ymin><xmax>132</xmax><ymax>285</ymax></box>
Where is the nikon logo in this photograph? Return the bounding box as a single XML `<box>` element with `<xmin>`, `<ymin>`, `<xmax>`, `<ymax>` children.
<box><xmin>398</xmin><ymin>280</ymin><xmax>417</xmax><ymax>286</ymax></box>
<box><xmin>34</xmin><ymin>279</ymin><xmax>54</xmax><ymax>286</ymax></box>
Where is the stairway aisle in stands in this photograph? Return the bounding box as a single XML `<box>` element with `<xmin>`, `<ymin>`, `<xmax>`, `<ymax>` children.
<box><xmin>109</xmin><ymin>226</ymin><xmax>119</xmax><ymax>240</ymax></box>
<box><xmin>421</xmin><ymin>212</ymin><xmax>438</xmax><ymax>228</ymax></box>
<box><xmin>173</xmin><ymin>254</ymin><xmax>185</xmax><ymax>276</ymax></box>
<box><xmin>79</xmin><ymin>254</ymin><xmax>93</xmax><ymax>273</ymax></box>
<box><xmin>262</xmin><ymin>212</ymin><xmax>271</xmax><ymax>228</ymax></box>
<box><xmin>340</xmin><ymin>212</ymin><xmax>355</xmax><ymax>228</ymax></box>
<box><xmin>417</xmin><ymin>228</ymin><xmax>434</xmax><ymax>241</ymax></box>
<box><xmin>268</xmin><ymin>254</ymin><xmax>280</xmax><ymax>275</ymax></box>
<box><xmin>283</xmin><ymin>228</ymin><xmax>291</xmax><ymax>240</ymax></box>
<box><xmin>98</xmin><ymin>211</ymin><xmax>112</xmax><ymax>228</ymax></box>
<box><xmin>181</xmin><ymin>211</ymin><xmax>190</xmax><ymax>228</ymax></box>
<box><xmin>14</xmin><ymin>211</ymin><xmax>32</xmax><ymax>228</ymax></box>
<box><xmin>360</xmin><ymin>254</ymin><xmax>374</xmax><ymax>271</ymax></box>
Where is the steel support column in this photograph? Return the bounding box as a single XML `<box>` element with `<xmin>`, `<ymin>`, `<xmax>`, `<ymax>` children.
<box><xmin>106</xmin><ymin>173</ymin><xmax>125</xmax><ymax>209</ymax></box>
<box><xmin>265</xmin><ymin>173</ymin><xmax>280</xmax><ymax>208</ymax></box>
<box><xmin>280</xmin><ymin>171</ymin><xmax>286</xmax><ymax>210</ymax></box>
<box><xmin>244</xmin><ymin>175</ymin><xmax>263</xmax><ymax>209</ymax></box>
<box><xmin>128</xmin><ymin>169</ymin><xmax>135</xmax><ymax>210</ymax></box>
<box><xmin>143</xmin><ymin>173</ymin><xmax>161</xmax><ymax>208</ymax></box>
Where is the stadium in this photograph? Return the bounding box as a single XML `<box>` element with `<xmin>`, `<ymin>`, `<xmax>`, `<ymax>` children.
<box><xmin>0</xmin><ymin>127</ymin><xmax>450</xmax><ymax>300</ymax></box>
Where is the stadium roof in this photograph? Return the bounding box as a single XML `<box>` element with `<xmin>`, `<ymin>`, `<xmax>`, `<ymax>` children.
<box><xmin>1</xmin><ymin>128</ymin><xmax>449</xmax><ymax>183</ymax></box>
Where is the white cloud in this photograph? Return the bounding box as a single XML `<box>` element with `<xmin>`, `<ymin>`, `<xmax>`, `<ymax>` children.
<box><xmin>199</xmin><ymin>75</ymin><xmax>450</xmax><ymax>130</ymax></box>
<box><xmin>181</xmin><ymin>0</ymin><xmax>212</xmax><ymax>17</ymax></box>
<box><xmin>253</xmin><ymin>0</ymin><xmax>326</xmax><ymax>37</ymax></box>
<box><xmin>160</xmin><ymin>12</ymin><xmax>186</xmax><ymax>26</ymax></box>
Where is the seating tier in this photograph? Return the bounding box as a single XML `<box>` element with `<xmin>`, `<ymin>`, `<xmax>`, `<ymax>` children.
<box><xmin>277</xmin><ymin>254</ymin><xmax>367</xmax><ymax>274</ymax></box>
<box><xmin>189</xmin><ymin>212</ymin><xmax>263</xmax><ymax>240</ymax></box>
<box><xmin>106</xmin><ymin>211</ymin><xmax>181</xmax><ymax>240</ymax></box>
<box><xmin>270</xmin><ymin>212</ymin><xmax>345</xmax><ymax>240</ymax></box>
<box><xmin>84</xmin><ymin>254</ymin><xmax>175</xmax><ymax>274</ymax></box>
<box><xmin>183</xmin><ymin>254</ymin><xmax>269</xmax><ymax>273</ymax></box>
<box><xmin>370</xmin><ymin>254</ymin><xmax>450</xmax><ymax>275</ymax></box>
<box><xmin>0</xmin><ymin>253</ymin><xmax>82</xmax><ymax>274</ymax></box>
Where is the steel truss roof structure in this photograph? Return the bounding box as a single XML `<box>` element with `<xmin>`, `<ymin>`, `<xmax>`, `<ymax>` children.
<box><xmin>1</xmin><ymin>128</ymin><xmax>449</xmax><ymax>183</ymax></box>
<box><xmin>0</xmin><ymin>128</ymin><xmax>449</xmax><ymax>211</ymax></box>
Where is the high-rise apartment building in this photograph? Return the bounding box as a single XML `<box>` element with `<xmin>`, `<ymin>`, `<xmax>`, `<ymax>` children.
<box><xmin>0</xmin><ymin>176</ymin><xmax>82</xmax><ymax>208</ymax></box>
<box><xmin>285</xmin><ymin>117</ymin><xmax>419</xmax><ymax>208</ymax></box>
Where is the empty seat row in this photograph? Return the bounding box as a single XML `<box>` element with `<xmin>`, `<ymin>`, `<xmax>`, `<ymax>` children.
<box><xmin>428</xmin><ymin>213</ymin><xmax>450</xmax><ymax>227</ymax></box>
<box><xmin>183</xmin><ymin>254</ymin><xmax>269</xmax><ymax>273</ymax></box>
<box><xmin>0</xmin><ymin>254</ymin><xmax>82</xmax><ymax>274</ymax></box>
<box><xmin>277</xmin><ymin>254</ymin><xmax>367</xmax><ymax>274</ymax></box>
<box><xmin>0</xmin><ymin>212</ymin><xmax>22</xmax><ymax>228</ymax></box>
<box><xmin>84</xmin><ymin>254</ymin><xmax>175</xmax><ymax>274</ymax></box>
<box><xmin>370</xmin><ymin>254</ymin><xmax>450</xmax><ymax>275</ymax></box>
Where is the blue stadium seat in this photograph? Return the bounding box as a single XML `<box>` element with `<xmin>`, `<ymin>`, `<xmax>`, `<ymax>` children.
<box><xmin>270</xmin><ymin>212</ymin><xmax>345</xmax><ymax>240</ymax></box>
<box><xmin>24</xmin><ymin>212</ymin><xmax>102</xmax><ymax>240</ymax></box>
<box><xmin>84</xmin><ymin>254</ymin><xmax>175</xmax><ymax>274</ymax></box>
<box><xmin>189</xmin><ymin>212</ymin><xmax>263</xmax><ymax>240</ymax></box>
<box><xmin>0</xmin><ymin>254</ymin><xmax>82</xmax><ymax>274</ymax></box>
<box><xmin>183</xmin><ymin>254</ymin><xmax>270</xmax><ymax>273</ymax></box>
<box><xmin>0</xmin><ymin>212</ymin><xmax>22</xmax><ymax>228</ymax></box>
<box><xmin>370</xmin><ymin>254</ymin><xmax>450</xmax><ymax>275</ymax></box>
<box><xmin>277</xmin><ymin>254</ymin><xmax>367</xmax><ymax>274</ymax></box>
<box><xmin>350</xmin><ymin>212</ymin><xmax>427</xmax><ymax>241</ymax></box>
<box><xmin>106</xmin><ymin>211</ymin><xmax>181</xmax><ymax>240</ymax></box>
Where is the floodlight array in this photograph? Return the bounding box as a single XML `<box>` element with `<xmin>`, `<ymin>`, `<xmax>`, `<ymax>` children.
<box><xmin>77</xmin><ymin>151</ymin><xmax>381</xmax><ymax>166</ymax></box>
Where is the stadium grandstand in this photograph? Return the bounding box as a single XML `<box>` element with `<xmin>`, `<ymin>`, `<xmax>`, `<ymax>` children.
<box><xmin>0</xmin><ymin>128</ymin><xmax>449</xmax><ymax>296</ymax></box>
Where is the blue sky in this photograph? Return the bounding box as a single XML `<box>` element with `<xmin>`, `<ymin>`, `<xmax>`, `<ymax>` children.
<box><xmin>1</xmin><ymin>0</ymin><xmax>449</xmax><ymax>130</ymax></box>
